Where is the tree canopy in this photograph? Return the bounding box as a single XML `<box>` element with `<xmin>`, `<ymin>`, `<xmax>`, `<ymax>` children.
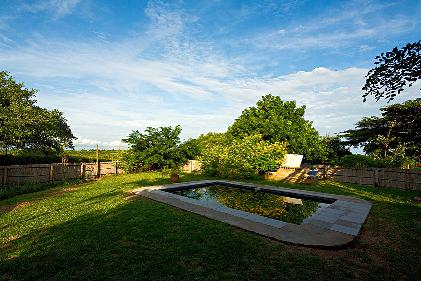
<box><xmin>362</xmin><ymin>41</ymin><xmax>420</xmax><ymax>102</ymax></box>
<box><xmin>122</xmin><ymin>125</ymin><xmax>194</xmax><ymax>172</ymax></box>
<box><xmin>341</xmin><ymin>98</ymin><xmax>420</xmax><ymax>165</ymax></box>
<box><xmin>0</xmin><ymin>71</ymin><xmax>75</xmax><ymax>153</ymax></box>
<box><xmin>227</xmin><ymin>94</ymin><xmax>323</xmax><ymax>161</ymax></box>
<box><xmin>199</xmin><ymin>133</ymin><xmax>287</xmax><ymax>179</ymax></box>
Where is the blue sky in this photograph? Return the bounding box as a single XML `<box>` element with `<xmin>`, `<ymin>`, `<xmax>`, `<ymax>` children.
<box><xmin>1</xmin><ymin>0</ymin><xmax>420</xmax><ymax>149</ymax></box>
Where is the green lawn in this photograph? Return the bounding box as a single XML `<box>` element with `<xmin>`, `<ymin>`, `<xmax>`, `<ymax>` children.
<box><xmin>1</xmin><ymin>173</ymin><xmax>420</xmax><ymax>280</ymax></box>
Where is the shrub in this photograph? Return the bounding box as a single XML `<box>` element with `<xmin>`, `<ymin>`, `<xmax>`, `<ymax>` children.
<box><xmin>338</xmin><ymin>154</ymin><xmax>377</xmax><ymax>168</ymax></box>
<box><xmin>200</xmin><ymin>134</ymin><xmax>287</xmax><ymax>179</ymax></box>
<box><xmin>338</xmin><ymin>153</ymin><xmax>418</xmax><ymax>169</ymax></box>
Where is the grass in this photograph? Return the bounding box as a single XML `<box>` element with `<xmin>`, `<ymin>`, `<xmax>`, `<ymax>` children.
<box><xmin>0</xmin><ymin>179</ymin><xmax>84</xmax><ymax>200</ymax></box>
<box><xmin>0</xmin><ymin>173</ymin><xmax>420</xmax><ymax>280</ymax></box>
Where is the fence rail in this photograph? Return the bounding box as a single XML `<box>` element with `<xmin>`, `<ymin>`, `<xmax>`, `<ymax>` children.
<box><xmin>266</xmin><ymin>165</ymin><xmax>421</xmax><ymax>190</ymax></box>
<box><xmin>2</xmin><ymin>160</ymin><xmax>420</xmax><ymax>190</ymax></box>
<box><xmin>326</xmin><ymin>167</ymin><xmax>420</xmax><ymax>190</ymax></box>
<box><xmin>182</xmin><ymin>161</ymin><xmax>421</xmax><ymax>190</ymax></box>
<box><xmin>0</xmin><ymin>162</ymin><xmax>123</xmax><ymax>186</ymax></box>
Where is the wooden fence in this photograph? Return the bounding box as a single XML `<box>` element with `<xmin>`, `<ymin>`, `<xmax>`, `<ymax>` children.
<box><xmin>266</xmin><ymin>165</ymin><xmax>421</xmax><ymax>190</ymax></box>
<box><xmin>0</xmin><ymin>162</ymin><xmax>123</xmax><ymax>186</ymax></box>
<box><xmin>326</xmin><ymin>167</ymin><xmax>421</xmax><ymax>190</ymax></box>
<box><xmin>182</xmin><ymin>160</ymin><xmax>202</xmax><ymax>173</ymax></box>
<box><xmin>182</xmin><ymin>161</ymin><xmax>421</xmax><ymax>190</ymax></box>
<box><xmin>2</xmin><ymin>160</ymin><xmax>419</xmax><ymax>190</ymax></box>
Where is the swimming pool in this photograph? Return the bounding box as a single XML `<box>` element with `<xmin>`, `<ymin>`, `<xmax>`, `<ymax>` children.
<box><xmin>134</xmin><ymin>180</ymin><xmax>372</xmax><ymax>247</ymax></box>
<box><xmin>169</xmin><ymin>185</ymin><xmax>332</xmax><ymax>224</ymax></box>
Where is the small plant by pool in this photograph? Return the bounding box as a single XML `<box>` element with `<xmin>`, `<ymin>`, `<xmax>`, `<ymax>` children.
<box><xmin>170</xmin><ymin>185</ymin><xmax>330</xmax><ymax>224</ymax></box>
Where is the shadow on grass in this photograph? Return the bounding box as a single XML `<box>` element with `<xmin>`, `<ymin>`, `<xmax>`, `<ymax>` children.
<box><xmin>1</xmin><ymin>197</ymin><xmax>332</xmax><ymax>281</ymax></box>
<box><xmin>1</xmin><ymin>175</ymin><xmax>420</xmax><ymax>281</ymax></box>
<box><xmin>121</xmin><ymin>173</ymin><xmax>217</xmax><ymax>191</ymax></box>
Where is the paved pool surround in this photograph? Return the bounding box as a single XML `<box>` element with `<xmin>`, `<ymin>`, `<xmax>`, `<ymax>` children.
<box><xmin>133</xmin><ymin>180</ymin><xmax>372</xmax><ymax>247</ymax></box>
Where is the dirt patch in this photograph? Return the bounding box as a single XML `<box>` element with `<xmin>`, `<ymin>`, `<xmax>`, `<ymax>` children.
<box><xmin>124</xmin><ymin>191</ymin><xmax>140</xmax><ymax>201</ymax></box>
<box><xmin>0</xmin><ymin>204</ymin><xmax>15</xmax><ymax>213</ymax></box>
<box><xmin>16</xmin><ymin>201</ymin><xmax>32</xmax><ymax>209</ymax></box>
<box><xmin>0</xmin><ymin>201</ymin><xmax>32</xmax><ymax>214</ymax></box>
<box><xmin>43</xmin><ymin>186</ymin><xmax>80</xmax><ymax>198</ymax></box>
<box><xmin>62</xmin><ymin>187</ymin><xmax>80</xmax><ymax>192</ymax></box>
<box><xmin>0</xmin><ymin>186</ymin><xmax>81</xmax><ymax>214</ymax></box>
<box><xmin>3</xmin><ymin>235</ymin><xmax>21</xmax><ymax>243</ymax></box>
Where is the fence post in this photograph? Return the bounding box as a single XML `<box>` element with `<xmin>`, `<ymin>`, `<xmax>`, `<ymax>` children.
<box><xmin>49</xmin><ymin>165</ymin><xmax>54</xmax><ymax>182</ymax></box>
<box><xmin>374</xmin><ymin>169</ymin><xmax>380</xmax><ymax>187</ymax></box>
<box><xmin>97</xmin><ymin>162</ymin><xmax>101</xmax><ymax>178</ymax></box>
<box><xmin>81</xmin><ymin>163</ymin><xmax>85</xmax><ymax>178</ymax></box>
<box><xmin>2</xmin><ymin>167</ymin><xmax>7</xmax><ymax>186</ymax></box>
<box><xmin>96</xmin><ymin>144</ymin><xmax>100</xmax><ymax>177</ymax></box>
<box><xmin>321</xmin><ymin>165</ymin><xmax>326</xmax><ymax>180</ymax></box>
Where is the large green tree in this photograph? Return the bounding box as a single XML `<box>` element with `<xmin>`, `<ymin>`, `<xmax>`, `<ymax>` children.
<box><xmin>227</xmin><ymin>94</ymin><xmax>323</xmax><ymax>161</ymax></box>
<box><xmin>122</xmin><ymin>125</ymin><xmax>193</xmax><ymax>172</ymax></box>
<box><xmin>0</xmin><ymin>71</ymin><xmax>75</xmax><ymax>153</ymax></box>
<box><xmin>342</xmin><ymin>98</ymin><xmax>420</xmax><ymax>161</ymax></box>
<box><xmin>362</xmin><ymin>41</ymin><xmax>420</xmax><ymax>102</ymax></box>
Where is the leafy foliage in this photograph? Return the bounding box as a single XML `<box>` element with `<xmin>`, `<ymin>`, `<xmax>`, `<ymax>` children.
<box><xmin>122</xmin><ymin>126</ymin><xmax>192</xmax><ymax>173</ymax></box>
<box><xmin>341</xmin><ymin>98</ymin><xmax>420</xmax><ymax>168</ymax></box>
<box><xmin>0</xmin><ymin>71</ymin><xmax>75</xmax><ymax>153</ymax></box>
<box><xmin>338</xmin><ymin>153</ymin><xmax>417</xmax><ymax>169</ymax></box>
<box><xmin>318</xmin><ymin>135</ymin><xmax>351</xmax><ymax>164</ymax></box>
<box><xmin>178</xmin><ymin>138</ymin><xmax>200</xmax><ymax>160</ymax></box>
<box><xmin>227</xmin><ymin>94</ymin><xmax>323</xmax><ymax>161</ymax></box>
<box><xmin>200</xmin><ymin>133</ymin><xmax>287</xmax><ymax>179</ymax></box>
<box><xmin>62</xmin><ymin>149</ymin><xmax>124</xmax><ymax>163</ymax></box>
<box><xmin>362</xmin><ymin>41</ymin><xmax>421</xmax><ymax>102</ymax></box>
<box><xmin>338</xmin><ymin>154</ymin><xmax>378</xmax><ymax>168</ymax></box>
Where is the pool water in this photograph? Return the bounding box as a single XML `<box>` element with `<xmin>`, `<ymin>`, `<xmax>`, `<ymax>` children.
<box><xmin>170</xmin><ymin>185</ymin><xmax>330</xmax><ymax>224</ymax></box>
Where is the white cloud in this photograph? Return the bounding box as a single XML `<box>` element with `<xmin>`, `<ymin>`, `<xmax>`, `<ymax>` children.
<box><xmin>238</xmin><ymin>1</ymin><xmax>416</xmax><ymax>51</ymax></box>
<box><xmin>1</xmin><ymin>31</ymin><xmax>419</xmax><ymax>148</ymax></box>
<box><xmin>23</xmin><ymin>0</ymin><xmax>81</xmax><ymax>19</ymax></box>
<box><xmin>1</xmin><ymin>1</ymin><xmax>419</xmax><ymax>150</ymax></box>
<box><xmin>73</xmin><ymin>137</ymin><xmax>126</xmax><ymax>149</ymax></box>
<box><xmin>250</xmin><ymin>17</ymin><xmax>413</xmax><ymax>51</ymax></box>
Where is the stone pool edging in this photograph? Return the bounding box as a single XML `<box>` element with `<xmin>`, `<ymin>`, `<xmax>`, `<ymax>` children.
<box><xmin>132</xmin><ymin>180</ymin><xmax>372</xmax><ymax>247</ymax></box>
